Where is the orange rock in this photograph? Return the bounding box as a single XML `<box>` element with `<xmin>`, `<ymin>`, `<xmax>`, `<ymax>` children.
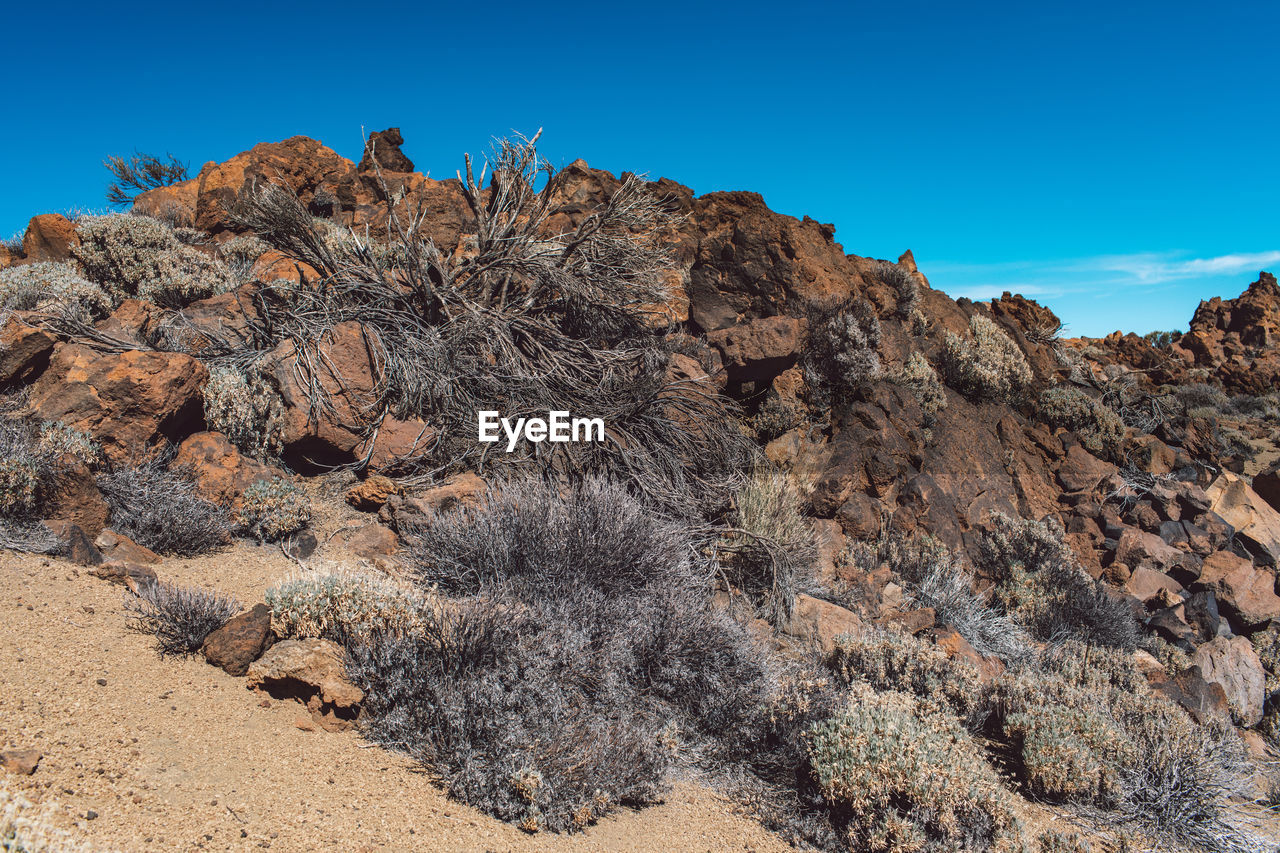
<box><xmin>0</xmin><ymin>312</ymin><xmax>56</xmax><ymax>387</ymax></box>
<box><xmin>345</xmin><ymin>475</ymin><xmax>400</xmax><ymax>511</ymax></box>
<box><xmin>29</xmin><ymin>344</ymin><xmax>209</xmax><ymax>462</ymax></box>
<box><xmin>174</xmin><ymin>431</ymin><xmax>276</xmax><ymax>506</ymax></box>
<box><xmin>21</xmin><ymin>213</ymin><xmax>78</xmax><ymax>262</ymax></box>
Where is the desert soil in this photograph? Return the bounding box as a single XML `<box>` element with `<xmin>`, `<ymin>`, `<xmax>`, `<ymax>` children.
<box><xmin>0</xmin><ymin>541</ymin><xmax>795</xmax><ymax>852</ymax></box>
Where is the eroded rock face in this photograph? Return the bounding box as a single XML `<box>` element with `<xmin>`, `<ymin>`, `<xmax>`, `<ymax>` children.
<box><xmin>1205</xmin><ymin>472</ymin><xmax>1280</xmax><ymax>566</ymax></box>
<box><xmin>1181</xmin><ymin>272</ymin><xmax>1280</xmax><ymax>395</ymax></box>
<box><xmin>29</xmin><ymin>344</ymin><xmax>208</xmax><ymax>462</ymax></box>
<box><xmin>266</xmin><ymin>321</ymin><xmax>379</xmax><ymax>468</ymax></box>
<box><xmin>0</xmin><ymin>313</ymin><xmax>56</xmax><ymax>388</ymax></box>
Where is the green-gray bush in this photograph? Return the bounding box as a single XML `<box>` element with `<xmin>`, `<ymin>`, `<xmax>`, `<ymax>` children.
<box><xmin>806</xmin><ymin>687</ymin><xmax>1022</xmax><ymax>853</ymax></box>
<box><xmin>237</xmin><ymin>478</ymin><xmax>310</xmax><ymax>543</ymax></box>
<box><xmin>939</xmin><ymin>314</ymin><xmax>1033</xmax><ymax>403</ymax></box>
<box><xmin>203</xmin><ymin>366</ymin><xmax>285</xmax><ymax>459</ymax></box>
<box><xmin>72</xmin><ymin>213</ymin><xmax>235</xmax><ymax>307</ymax></box>
<box><xmin>1038</xmin><ymin>385</ymin><xmax>1126</xmax><ymax>460</ymax></box>
<box><xmin>892</xmin><ymin>351</ymin><xmax>947</xmax><ymax>425</ymax></box>
<box><xmin>0</xmin><ymin>261</ymin><xmax>113</xmax><ymax>318</ymax></box>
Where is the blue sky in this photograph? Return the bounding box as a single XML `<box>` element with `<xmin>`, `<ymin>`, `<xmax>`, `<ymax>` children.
<box><xmin>2</xmin><ymin>1</ymin><xmax>1275</xmax><ymax>336</ymax></box>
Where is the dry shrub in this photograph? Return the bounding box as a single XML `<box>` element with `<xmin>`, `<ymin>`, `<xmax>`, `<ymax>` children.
<box><xmin>267</xmin><ymin>566</ymin><xmax>431</xmax><ymax>645</ymax></box>
<box><xmin>1038</xmin><ymin>385</ymin><xmax>1126</xmax><ymax>460</ymax></box>
<box><xmin>231</xmin><ymin>133</ymin><xmax>749</xmax><ymax>516</ymax></box>
<box><xmin>236</xmin><ymin>478</ymin><xmax>310</xmax><ymax>543</ymax></box>
<box><xmin>0</xmin><ymin>261</ymin><xmax>113</xmax><ymax>319</ymax></box>
<box><xmin>978</xmin><ymin>512</ymin><xmax>1139</xmax><ymax>651</ymax></box>
<box><xmin>72</xmin><ymin>213</ymin><xmax>235</xmax><ymax>307</ymax></box>
<box><xmin>0</xmin><ymin>416</ymin><xmax>101</xmax><ymax>521</ymax></box>
<box><xmin>349</xmin><ymin>477</ymin><xmax>782</xmax><ymax>834</ymax></box>
<box><xmin>806</xmin><ymin>686</ymin><xmax>1022</xmax><ymax>853</ymax></box>
<box><xmin>848</xmin><ymin>529</ymin><xmax>1031</xmax><ymax>662</ymax></box>
<box><xmin>124</xmin><ymin>580</ymin><xmax>240</xmax><ymax>657</ymax></box>
<box><xmin>891</xmin><ymin>351</ymin><xmax>947</xmax><ymax>425</ymax></box>
<box><xmin>939</xmin><ymin>314</ymin><xmax>1033</xmax><ymax>403</ymax></box>
<box><xmin>802</xmin><ymin>297</ymin><xmax>882</xmax><ymax>407</ymax></box>
<box><xmin>827</xmin><ymin>628</ymin><xmax>982</xmax><ymax>725</ymax></box>
<box><xmin>726</xmin><ymin>466</ymin><xmax>818</xmax><ymax>625</ymax></box>
<box><xmin>104</xmin><ymin>151</ymin><xmax>188</xmax><ymax>207</ymax></box>
<box><xmin>96</xmin><ymin>460</ymin><xmax>230</xmax><ymax>555</ymax></box>
<box><xmin>203</xmin><ymin>365</ymin><xmax>285</xmax><ymax>459</ymax></box>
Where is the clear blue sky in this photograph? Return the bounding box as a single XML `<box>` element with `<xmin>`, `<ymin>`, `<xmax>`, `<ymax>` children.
<box><xmin>3</xmin><ymin>1</ymin><xmax>1276</xmax><ymax>336</ymax></box>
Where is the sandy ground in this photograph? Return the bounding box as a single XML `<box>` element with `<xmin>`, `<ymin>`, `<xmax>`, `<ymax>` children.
<box><xmin>0</xmin><ymin>540</ymin><xmax>792</xmax><ymax>852</ymax></box>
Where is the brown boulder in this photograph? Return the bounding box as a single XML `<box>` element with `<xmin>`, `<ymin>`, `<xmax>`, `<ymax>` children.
<box><xmin>247</xmin><ymin>638</ymin><xmax>363</xmax><ymax>731</ymax></box>
<box><xmin>29</xmin><ymin>344</ymin><xmax>208</xmax><ymax>462</ymax></box>
<box><xmin>266</xmin><ymin>321</ymin><xmax>379</xmax><ymax>465</ymax></box>
<box><xmin>1192</xmin><ymin>550</ymin><xmax>1280</xmax><ymax>631</ymax></box>
<box><xmin>1254</xmin><ymin>460</ymin><xmax>1280</xmax><ymax>515</ymax></box>
<box><xmin>334</xmin><ymin>523</ymin><xmax>399</xmax><ymax>559</ymax></box>
<box><xmin>191</xmin><ymin>136</ymin><xmax>355</xmax><ymax>234</ymax></box>
<box><xmin>706</xmin><ymin>316</ymin><xmax>804</xmax><ymax>389</ymax></box>
<box><xmin>42</xmin><ymin>462</ymin><xmax>110</xmax><ymax>539</ymax></box>
<box><xmin>932</xmin><ymin>625</ymin><xmax>1004</xmax><ymax>682</ymax></box>
<box><xmin>686</xmin><ymin>191</ymin><xmax>863</xmax><ymax>330</ymax></box>
<box><xmin>346</xmin><ymin>475</ymin><xmax>400</xmax><ymax>511</ymax></box>
<box><xmin>1147</xmin><ymin>665</ymin><xmax>1232</xmax><ymax>724</ymax></box>
<box><xmin>21</xmin><ymin>214</ymin><xmax>78</xmax><ymax>262</ymax></box>
<box><xmin>385</xmin><ymin>472</ymin><xmax>487</xmax><ymax>528</ymax></box>
<box><xmin>1124</xmin><ymin>567</ymin><xmax>1183</xmax><ymax>605</ymax></box>
<box><xmin>0</xmin><ymin>313</ymin><xmax>55</xmax><ymax>387</ymax></box>
<box><xmin>94</xmin><ymin>529</ymin><xmax>161</xmax><ymax>565</ymax></box>
<box><xmin>1205</xmin><ymin>471</ymin><xmax>1280</xmax><ymax>565</ymax></box>
<box><xmin>1191</xmin><ymin>635</ymin><xmax>1266</xmax><ymax>726</ymax></box>
<box><xmin>173</xmin><ymin>431</ymin><xmax>275</xmax><ymax>506</ymax></box>
<box><xmin>1114</xmin><ymin>528</ymin><xmax>1185</xmax><ymax>575</ymax></box>
<box><xmin>357</xmin><ymin>416</ymin><xmax>435</xmax><ymax>471</ymax></box>
<box><xmin>1056</xmin><ymin>444</ymin><xmax>1114</xmax><ymax>493</ymax></box>
<box><xmin>202</xmin><ymin>603</ymin><xmax>275</xmax><ymax>677</ymax></box>
<box><xmin>781</xmin><ymin>593</ymin><xmax>863</xmax><ymax>653</ymax></box>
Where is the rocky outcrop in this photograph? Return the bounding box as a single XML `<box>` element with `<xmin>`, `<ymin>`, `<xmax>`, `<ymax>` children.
<box><xmin>1179</xmin><ymin>272</ymin><xmax>1280</xmax><ymax>395</ymax></box>
<box><xmin>0</xmin><ymin>313</ymin><xmax>56</xmax><ymax>387</ymax></box>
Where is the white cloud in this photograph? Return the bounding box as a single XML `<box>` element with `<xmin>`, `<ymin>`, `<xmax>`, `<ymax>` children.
<box><xmin>1090</xmin><ymin>250</ymin><xmax>1280</xmax><ymax>283</ymax></box>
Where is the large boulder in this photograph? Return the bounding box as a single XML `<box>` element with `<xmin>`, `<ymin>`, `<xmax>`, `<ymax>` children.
<box><xmin>782</xmin><ymin>593</ymin><xmax>864</xmax><ymax>653</ymax></box>
<box><xmin>203</xmin><ymin>603</ymin><xmax>275</xmax><ymax>677</ymax></box>
<box><xmin>685</xmin><ymin>191</ymin><xmax>864</xmax><ymax>330</ymax></box>
<box><xmin>706</xmin><ymin>315</ymin><xmax>804</xmax><ymax>390</ymax></box>
<box><xmin>29</xmin><ymin>344</ymin><xmax>208</xmax><ymax>462</ymax></box>
<box><xmin>266</xmin><ymin>321</ymin><xmax>380</xmax><ymax>467</ymax></box>
<box><xmin>0</xmin><ymin>313</ymin><xmax>56</xmax><ymax>387</ymax></box>
<box><xmin>1191</xmin><ymin>550</ymin><xmax>1280</xmax><ymax>631</ymax></box>
<box><xmin>1190</xmin><ymin>635</ymin><xmax>1267</xmax><ymax>726</ymax></box>
<box><xmin>1204</xmin><ymin>471</ymin><xmax>1280</xmax><ymax>566</ymax></box>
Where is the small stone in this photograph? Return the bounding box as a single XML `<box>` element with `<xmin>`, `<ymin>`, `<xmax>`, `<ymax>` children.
<box><xmin>85</xmin><ymin>810</ymin><xmax>98</xmax><ymax>821</ymax></box>
<box><xmin>1</xmin><ymin>749</ymin><xmax>41</xmax><ymax>775</ymax></box>
<box><xmin>95</xmin><ymin>678</ymin><xmax>107</xmax><ymax>686</ymax></box>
